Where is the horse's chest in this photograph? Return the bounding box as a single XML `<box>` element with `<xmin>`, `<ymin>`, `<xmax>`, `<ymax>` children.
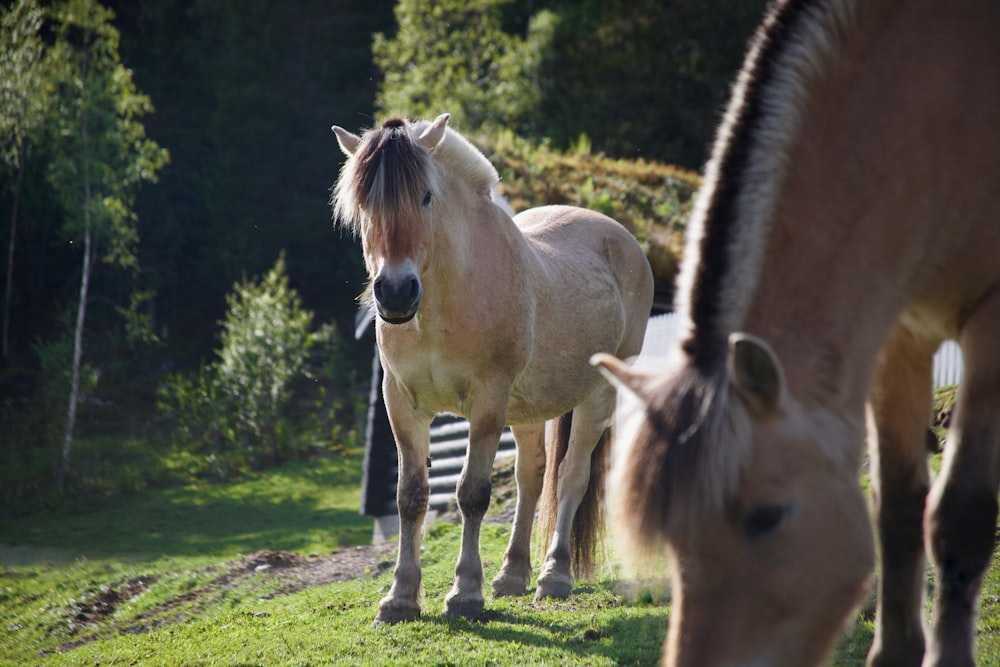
<box><xmin>380</xmin><ymin>332</ymin><xmax>510</xmax><ymax>414</ymax></box>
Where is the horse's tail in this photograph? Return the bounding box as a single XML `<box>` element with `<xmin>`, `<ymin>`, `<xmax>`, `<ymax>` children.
<box><xmin>538</xmin><ymin>412</ymin><xmax>610</xmax><ymax>579</ymax></box>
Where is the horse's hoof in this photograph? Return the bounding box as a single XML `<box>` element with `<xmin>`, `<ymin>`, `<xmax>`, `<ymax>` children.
<box><xmin>491</xmin><ymin>569</ymin><xmax>530</xmax><ymax>597</ymax></box>
<box><xmin>443</xmin><ymin>590</ymin><xmax>485</xmax><ymax>621</ymax></box>
<box><xmin>372</xmin><ymin>597</ymin><xmax>421</xmax><ymax>626</ymax></box>
<box><xmin>534</xmin><ymin>571</ymin><xmax>573</xmax><ymax>600</ymax></box>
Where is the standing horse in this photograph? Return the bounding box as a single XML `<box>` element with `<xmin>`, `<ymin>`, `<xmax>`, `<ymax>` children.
<box><xmin>593</xmin><ymin>0</ymin><xmax>1000</xmax><ymax>665</ymax></box>
<box><xmin>332</xmin><ymin>114</ymin><xmax>653</xmax><ymax>624</ymax></box>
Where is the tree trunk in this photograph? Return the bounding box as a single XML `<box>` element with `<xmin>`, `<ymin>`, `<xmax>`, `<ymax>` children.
<box><xmin>58</xmin><ymin>60</ymin><xmax>92</xmax><ymax>492</ymax></box>
<box><xmin>2</xmin><ymin>154</ymin><xmax>26</xmax><ymax>359</ymax></box>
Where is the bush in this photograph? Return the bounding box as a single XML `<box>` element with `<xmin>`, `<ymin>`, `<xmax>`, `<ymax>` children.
<box><xmin>157</xmin><ymin>253</ymin><xmax>355</xmax><ymax>479</ymax></box>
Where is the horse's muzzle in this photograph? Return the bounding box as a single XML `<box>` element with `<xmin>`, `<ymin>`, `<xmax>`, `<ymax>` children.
<box><xmin>373</xmin><ymin>271</ymin><xmax>422</xmax><ymax>325</ymax></box>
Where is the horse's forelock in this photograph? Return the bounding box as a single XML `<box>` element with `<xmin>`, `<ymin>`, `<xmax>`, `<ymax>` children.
<box><xmin>617</xmin><ymin>362</ymin><xmax>752</xmax><ymax>554</ymax></box>
<box><xmin>333</xmin><ymin>119</ymin><xmax>438</xmax><ymax>255</ymax></box>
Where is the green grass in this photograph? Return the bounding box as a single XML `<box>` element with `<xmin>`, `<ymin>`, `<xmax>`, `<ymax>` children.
<box><xmin>4</xmin><ymin>424</ymin><xmax>1000</xmax><ymax>666</ymax></box>
<box><xmin>0</xmin><ymin>460</ymin><xmax>668</xmax><ymax>666</ymax></box>
<box><xmin>1</xmin><ymin>451</ymin><xmax>371</xmax><ymax>562</ymax></box>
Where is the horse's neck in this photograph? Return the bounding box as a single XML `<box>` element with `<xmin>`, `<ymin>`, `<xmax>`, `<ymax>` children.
<box><xmin>735</xmin><ymin>1</ymin><xmax>972</xmax><ymax>410</ymax></box>
<box><xmin>422</xmin><ymin>198</ymin><xmax>525</xmax><ymax>313</ymax></box>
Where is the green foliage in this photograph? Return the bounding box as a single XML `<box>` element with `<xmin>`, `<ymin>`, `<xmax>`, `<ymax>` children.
<box><xmin>157</xmin><ymin>253</ymin><xmax>357</xmax><ymax>479</ymax></box>
<box><xmin>45</xmin><ymin>0</ymin><xmax>169</xmax><ymax>271</ymax></box>
<box><xmin>372</xmin><ymin>0</ymin><xmax>767</xmax><ymax>167</ymax></box>
<box><xmin>373</xmin><ymin>0</ymin><xmax>555</xmax><ymax>132</ymax></box>
<box><xmin>0</xmin><ymin>0</ymin><xmax>47</xmax><ymax>169</ymax></box>
<box><xmin>217</xmin><ymin>252</ymin><xmax>312</xmax><ymax>449</ymax></box>
<box><xmin>530</xmin><ymin>0</ymin><xmax>769</xmax><ymax>166</ymax></box>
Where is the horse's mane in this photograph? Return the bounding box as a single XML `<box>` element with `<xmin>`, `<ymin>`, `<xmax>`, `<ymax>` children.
<box><xmin>630</xmin><ymin>0</ymin><xmax>865</xmax><ymax>544</ymax></box>
<box><xmin>332</xmin><ymin>117</ymin><xmax>499</xmax><ymax>238</ymax></box>
<box><xmin>675</xmin><ymin>0</ymin><xmax>862</xmax><ymax>370</ymax></box>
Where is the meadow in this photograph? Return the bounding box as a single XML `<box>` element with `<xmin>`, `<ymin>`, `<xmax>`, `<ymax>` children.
<box><xmin>3</xmin><ymin>422</ymin><xmax>1000</xmax><ymax>666</ymax></box>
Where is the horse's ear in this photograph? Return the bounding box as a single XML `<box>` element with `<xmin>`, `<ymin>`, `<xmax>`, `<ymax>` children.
<box><xmin>591</xmin><ymin>353</ymin><xmax>654</xmax><ymax>403</ymax></box>
<box><xmin>332</xmin><ymin>125</ymin><xmax>362</xmax><ymax>156</ymax></box>
<box><xmin>727</xmin><ymin>333</ymin><xmax>786</xmax><ymax>415</ymax></box>
<box><xmin>418</xmin><ymin>113</ymin><xmax>450</xmax><ymax>152</ymax></box>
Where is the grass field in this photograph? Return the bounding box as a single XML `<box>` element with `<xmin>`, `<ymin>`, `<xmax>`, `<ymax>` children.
<box><xmin>2</xmin><ymin>441</ymin><xmax>1000</xmax><ymax>666</ymax></box>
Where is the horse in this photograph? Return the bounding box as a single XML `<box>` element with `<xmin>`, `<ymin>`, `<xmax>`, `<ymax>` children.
<box><xmin>331</xmin><ymin>114</ymin><xmax>654</xmax><ymax>624</ymax></box>
<box><xmin>592</xmin><ymin>0</ymin><xmax>1000</xmax><ymax>664</ymax></box>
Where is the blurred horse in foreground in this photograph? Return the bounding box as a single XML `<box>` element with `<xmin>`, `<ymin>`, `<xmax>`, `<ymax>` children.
<box><xmin>594</xmin><ymin>0</ymin><xmax>1000</xmax><ymax>664</ymax></box>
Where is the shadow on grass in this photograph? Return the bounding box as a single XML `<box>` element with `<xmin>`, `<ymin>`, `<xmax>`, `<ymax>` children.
<box><xmin>419</xmin><ymin>604</ymin><xmax>669</xmax><ymax>666</ymax></box>
<box><xmin>0</xmin><ymin>455</ymin><xmax>373</xmax><ymax>562</ymax></box>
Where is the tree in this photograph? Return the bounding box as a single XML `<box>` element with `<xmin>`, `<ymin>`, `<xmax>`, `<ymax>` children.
<box><xmin>0</xmin><ymin>0</ymin><xmax>48</xmax><ymax>360</ymax></box>
<box><xmin>372</xmin><ymin>0</ymin><xmax>766</xmax><ymax>167</ymax></box>
<box><xmin>532</xmin><ymin>0</ymin><xmax>768</xmax><ymax>166</ymax></box>
<box><xmin>45</xmin><ymin>0</ymin><xmax>168</xmax><ymax>490</ymax></box>
<box><xmin>372</xmin><ymin>0</ymin><xmax>555</xmax><ymax>133</ymax></box>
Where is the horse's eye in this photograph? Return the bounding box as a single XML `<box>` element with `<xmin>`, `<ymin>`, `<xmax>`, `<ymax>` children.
<box><xmin>422</xmin><ymin>191</ymin><xmax>432</xmax><ymax>206</ymax></box>
<box><xmin>742</xmin><ymin>502</ymin><xmax>792</xmax><ymax>541</ymax></box>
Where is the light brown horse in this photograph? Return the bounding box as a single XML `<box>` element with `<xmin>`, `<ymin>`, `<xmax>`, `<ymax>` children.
<box><xmin>332</xmin><ymin>114</ymin><xmax>653</xmax><ymax>624</ymax></box>
<box><xmin>593</xmin><ymin>0</ymin><xmax>1000</xmax><ymax>665</ymax></box>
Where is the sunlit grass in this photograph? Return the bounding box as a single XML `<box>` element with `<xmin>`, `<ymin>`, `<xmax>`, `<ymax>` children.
<box><xmin>3</xmin><ymin>388</ymin><xmax>1000</xmax><ymax>665</ymax></box>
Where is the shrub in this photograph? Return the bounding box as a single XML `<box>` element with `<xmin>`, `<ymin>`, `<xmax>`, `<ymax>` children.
<box><xmin>157</xmin><ymin>253</ymin><xmax>351</xmax><ymax>478</ymax></box>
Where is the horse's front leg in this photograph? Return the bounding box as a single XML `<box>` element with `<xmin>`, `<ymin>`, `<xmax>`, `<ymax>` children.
<box><xmin>491</xmin><ymin>423</ymin><xmax>545</xmax><ymax>597</ymax></box>
<box><xmin>444</xmin><ymin>409</ymin><xmax>506</xmax><ymax>621</ymax></box>
<box><xmin>865</xmin><ymin>324</ymin><xmax>935</xmax><ymax>667</ymax></box>
<box><xmin>374</xmin><ymin>375</ymin><xmax>433</xmax><ymax>626</ymax></box>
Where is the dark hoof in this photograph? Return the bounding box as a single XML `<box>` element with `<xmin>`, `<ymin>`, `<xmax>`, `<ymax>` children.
<box><xmin>443</xmin><ymin>592</ymin><xmax>485</xmax><ymax>621</ymax></box>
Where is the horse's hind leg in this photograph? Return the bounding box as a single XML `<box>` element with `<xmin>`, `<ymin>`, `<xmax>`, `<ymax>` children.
<box><xmin>443</xmin><ymin>409</ymin><xmax>505</xmax><ymax>620</ymax></box>
<box><xmin>925</xmin><ymin>308</ymin><xmax>1000</xmax><ymax>667</ymax></box>
<box><xmin>535</xmin><ymin>386</ymin><xmax>613</xmax><ymax>600</ymax></box>
<box><xmin>492</xmin><ymin>423</ymin><xmax>545</xmax><ymax>597</ymax></box>
<box><xmin>375</xmin><ymin>375</ymin><xmax>433</xmax><ymax>626</ymax></box>
<box><xmin>866</xmin><ymin>323</ymin><xmax>936</xmax><ymax>667</ymax></box>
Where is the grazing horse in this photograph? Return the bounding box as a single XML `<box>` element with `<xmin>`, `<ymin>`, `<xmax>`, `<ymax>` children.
<box><xmin>593</xmin><ymin>0</ymin><xmax>1000</xmax><ymax>665</ymax></box>
<box><xmin>332</xmin><ymin>114</ymin><xmax>653</xmax><ymax>624</ymax></box>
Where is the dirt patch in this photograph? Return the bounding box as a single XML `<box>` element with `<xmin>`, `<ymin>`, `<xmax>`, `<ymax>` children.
<box><xmin>253</xmin><ymin>543</ymin><xmax>397</xmax><ymax>595</ymax></box>
<box><xmin>69</xmin><ymin>577</ymin><xmax>157</xmax><ymax>626</ymax></box>
<box><xmin>51</xmin><ymin>543</ymin><xmax>397</xmax><ymax>654</ymax></box>
<box><xmin>51</xmin><ymin>458</ymin><xmax>519</xmax><ymax>654</ymax></box>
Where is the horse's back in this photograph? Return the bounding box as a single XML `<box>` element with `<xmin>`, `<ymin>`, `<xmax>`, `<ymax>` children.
<box><xmin>514</xmin><ymin>205</ymin><xmax>652</xmax><ymax>302</ymax></box>
<box><xmin>881</xmin><ymin>1</ymin><xmax>1000</xmax><ymax>341</ymax></box>
<box><xmin>514</xmin><ymin>205</ymin><xmax>652</xmax><ymax>327</ymax></box>
<box><xmin>502</xmin><ymin>205</ymin><xmax>653</xmax><ymax>423</ymax></box>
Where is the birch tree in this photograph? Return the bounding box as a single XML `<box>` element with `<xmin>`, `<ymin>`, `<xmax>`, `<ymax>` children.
<box><xmin>46</xmin><ymin>0</ymin><xmax>168</xmax><ymax>490</ymax></box>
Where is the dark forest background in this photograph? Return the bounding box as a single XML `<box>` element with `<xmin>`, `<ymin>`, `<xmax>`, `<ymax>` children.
<box><xmin>0</xmin><ymin>0</ymin><xmax>767</xmax><ymax>511</ymax></box>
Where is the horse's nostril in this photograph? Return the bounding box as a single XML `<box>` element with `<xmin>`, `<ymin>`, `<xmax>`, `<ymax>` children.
<box><xmin>408</xmin><ymin>278</ymin><xmax>419</xmax><ymax>299</ymax></box>
<box><xmin>373</xmin><ymin>278</ymin><xmax>384</xmax><ymax>300</ymax></box>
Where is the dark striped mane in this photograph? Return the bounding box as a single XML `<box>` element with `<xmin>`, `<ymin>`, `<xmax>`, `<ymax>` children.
<box><xmin>677</xmin><ymin>0</ymin><xmax>860</xmax><ymax>371</ymax></box>
<box><xmin>627</xmin><ymin>0</ymin><xmax>864</xmax><ymax>543</ymax></box>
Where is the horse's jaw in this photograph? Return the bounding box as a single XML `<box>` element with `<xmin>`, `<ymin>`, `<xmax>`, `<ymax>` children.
<box><xmin>377</xmin><ymin>308</ymin><xmax>418</xmax><ymax>325</ymax></box>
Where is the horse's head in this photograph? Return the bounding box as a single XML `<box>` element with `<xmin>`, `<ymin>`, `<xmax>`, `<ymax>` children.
<box><xmin>331</xmin><ymin>114</ymin><xmax>451</xmax><ymax>324</ymax></box>
<box><xmin>594</xmin><ymin>334</ymin><xmax>874</xmax><ymax>666</ymax></box>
